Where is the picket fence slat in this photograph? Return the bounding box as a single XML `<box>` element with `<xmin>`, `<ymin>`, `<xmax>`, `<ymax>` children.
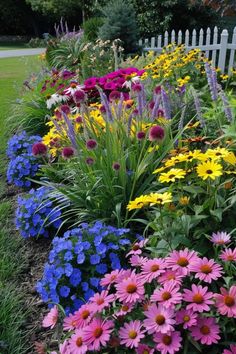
<box><xmin>140</xmin><ymin>27</ymin><xmax>236</xmax><ymax>74</ymax></box>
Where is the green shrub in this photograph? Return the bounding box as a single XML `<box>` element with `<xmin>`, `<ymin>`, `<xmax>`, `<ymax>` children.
<box><xmin>82</xmin><ymin>17</ymin><xmax>104</xmax><ymax>42</ymax></box>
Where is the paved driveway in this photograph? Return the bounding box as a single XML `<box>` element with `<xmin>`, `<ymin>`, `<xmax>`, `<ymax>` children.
<box><xmin>0</xmin><ymin>48</ymin><xmax>45</xmax><ymax>58</ymax></box>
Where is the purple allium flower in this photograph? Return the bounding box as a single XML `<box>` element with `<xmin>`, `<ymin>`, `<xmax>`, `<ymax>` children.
<box><xmin>75</xmin><ymin>115</ymin><xmax>83</xmax><ymax>123</ymax></box>
<box><xmin>149</xmin><ymin>100</ymin><xmax>155</xmax><ymax>110</ymax></box>
<box><xmin>73</xmin><ymin>90</ymin><xmax>86</xmax><ymax>103</ymax></box>
<box><xmin>60</xmin><ymin>105</ymin><xmax>70</xmax><ymax>114</ymax></box>
<box><xmin>86</xmin><ymin>139</ymin><xmax>97</xmax><ymax>150</ymax></box>
<box><xmin>136</xmin><ymin>131</ymin><xmax>146</xmax><ymax>140</ymax></box>
<box><xmin>86</xmin><ymin>157</ymin><xmax>95</xmax><ymax>165</ymax></box>
<box><xmin>109</xmin><ymin>90</ymin><xmax>121</xmax><ymax>101</ymax></box>
<box><xmin>112</xmin><ymin>162</ymin><xmax>121</xmax><ymax>171</ymax></box>
<box><xmin>62</xmin><ymin>147</ymin><xmax>75</xmax><ymax>159</ymax></box>
<box><xmin>100</xmin><ymin>105</ymin><xmax>106</xmax><ymax>113</ymax></box>
<box><xmin>157</xmin><ymin>108</ymin><xmax>164</xmax><ymax>117</ymax></box>
<box><xmin>149</xmin><ymin>125</ymin><xmax>165</xmax><ymax>141</ymax></box>
<box><xmin>132</xmin><ymin>83</ymin><xmax>142</xmax><ymax>92</ymax></box>
<box><xmin>32</xmin><ymin>142</ymin><xmax>48</xmax><ymax>156</ymax></box>
<box><xmin>155</xmin><ymin>86</ymin><xmax>162</xmax><ymax>95</ymax></box>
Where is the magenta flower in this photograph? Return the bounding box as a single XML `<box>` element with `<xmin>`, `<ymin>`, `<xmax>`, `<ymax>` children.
<box><xmin>220</xmin><ymin>248</ymin><xmax>236</xmax><ymax>262</ymax></box>
<box><xmin>149</xmin><ymin>125</ymin><xmax>165</xmax><ymax>141</ymax></box>
<box><xmin>132</xmin><ymin>83</ymin><xmax>142</xmax><ymax>92</ymax></box>
<box><xmin>116</xmin><ymin>271</ymin><xmax>145</xmax><ymax>304</ymax></box>
<box><xmin>100</xmin><ymin>269</ymin><xmax>120</xmax><ymax>288</ymax></box>
<box><xmin>189</xmin><ymin>257</ymin><xmax>223</xmax><ymax>283</ymax></box>
<box><xmin>166</xmin><ymin>248</ymin><xmax>199</xmax><ymax>275</ymax></box>
<box><xmin>62</xmin><ymin>146</ymin><xmax>75</xmax><ymax>159</ymax></box>
<box><xmin>158</xmin><ymin>270</ymin><xmax>184</xmax><ymax>287</ymax></box>
<box><xmin>32</xmin><ymin>142</ymin><xmax>47</xmax><ymax>156</ymax></box>
<box><xmin>190</xmin><ymin>317</ymin><xmax>220</xmax><ymax>345</ymax></box>
<box><xmin>151</xmin><ymin>281</ymin><xmax>182</xmax><ymax>309</ymax></box>
<box><xmin>109</xmin><ymin>90</ymin><xmax>121</xmax><ymax>101</ymax></box>
<box><xmin>157</xmin><ymin>108</ymin><xmax>165</xmax><ymax>117</ymax></box>
<box><xmin>223</xmin><ymin>345</ymin><xmax>236</xmax><ymax>354</ymax></box>
<box><xmin>175</xmin><ymin>309</ymin><xmax>197</xmax><ymax>329</ymax></box>
<box><xmin>183</xmin><ymin>284</ymin><xmax>214</xmax><ymax>312</ymax></box>
<box><xmin>84</xmin><ymin>77</ymin><xmax>97</xmax><ymax>89</ymax></box>
<box><xmin>119</xmin><ymin>320</ymin><xmax>146</xmax><ymax>348</ymax></box>
<box><xmin>85</xmin><ymin>157</ymin><xmax>95</xmax><ymax>165</ymax></box>
<box><xmin>136</xmin><ymin>131</ymin><xmax>146</xmax><ymax>140</ymax></box>
<box><xmin>215</xmin><ymin>286</ymin><xmax>236</xmax><ymax>317</ymax></box>
<box><xmin>112</xmin><ymin>162</ymin><xmax>121</xmax><ymax>171</ymax></box>
<box><xmin>86</xmin><ymin>139</ymin><xmax>97</xmax><ymax>150</ymax></box>
<box><xmin>83</xmin><ymin>317</ymin><xmax>114</xmax><ymax>351</ymax></box>
<box><xmin>75</xmin><ymin>115</ymin><xmax>83</xmax><ymax>123</ymax></box>
<box><xmin>60</xmin><ymin>104</ymin><xmax>70</xmax><ymax>114</ymax></box>
<box><xmin>136</xmin><ymin>344</ymin><xmax>155</xmax><ymax>354</ymax></box>
<box><xmin>74</xmin><ymin>89</ymin><xmax>86</xmax><ymax>103</ymax></box>
<box><xmin>89</xmin><ymin>290</ymin><xmax>115</xmax><ymax>312</ymax></box>
<box><xmin>144</xmin><ymin>304</ymin><xmax>175</xmax><ymax>334</ymax></box>
<box><xmin>68</xmin><ymin>328</ymin><xmax>88</xmax><ymax>354</ymax></box>
<box><xmin>42</xmin><ymin>305</ymin><xmax>58</xmax><ymax>329</ymax></box>
<box><xmin>104</xmin><ymin>82</ymin><xmax>117</xmax><ymax>90</ymax></box>
<box><xmin>155</xmin><ymin>86</ymin><xmax>162</xmax><ymax>95</ymax></box>
<box><xmin>154</xmin><ymin>331</ymin><xmax>182</xmax><ymax>354</ymax></box>
<box><xmin>211</xmin><ymin>231</ymin><xmax>231</xmax><ymax>245</ymax></box>
<box><xmin>140</xmin><ymin>258</ymin><xmax>166</xmax><ymax>283</ymax></box>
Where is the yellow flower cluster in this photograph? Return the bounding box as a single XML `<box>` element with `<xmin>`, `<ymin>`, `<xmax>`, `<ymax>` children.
<box><xmin>127</xmin><ymin>192</ymin><xmax>172</xmax><ymax>211</ymax></box>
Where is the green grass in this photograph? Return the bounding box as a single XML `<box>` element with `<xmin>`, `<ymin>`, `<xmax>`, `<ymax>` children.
<box><xmin>0</xmin><ymin>55</ymin><xmax>41</xmax><ymax>353</ymax></box>
<box><xmin>0</xmin><ymin>42</ymin><xmax>28</xmax><ymax>51</ymax></box>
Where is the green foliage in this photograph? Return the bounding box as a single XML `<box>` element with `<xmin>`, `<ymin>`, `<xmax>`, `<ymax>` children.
<box><xmin>27</xmin><ymin>37</ymin><xmax>47</xmax><ymax>48</ymax></box>
<box><xmin>82</xmin><ymin>17</ymin><xmax>104</xmax><ymax>41</ymax></box>
<box><xmin>99</xmin><ymin>0</ymin><xmax>139</xmax><ymax>53</ymax></box>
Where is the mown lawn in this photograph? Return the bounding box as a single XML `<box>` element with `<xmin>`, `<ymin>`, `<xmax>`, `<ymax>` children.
<box><xmin>0</xmin><ymin>55</ymin><xmax>41</xmax><ymax>354</ymax></box>
<box><xmin>0</xmin><ymin>42</ymin><xmax>28</xmax><ymax>50</ymax></box>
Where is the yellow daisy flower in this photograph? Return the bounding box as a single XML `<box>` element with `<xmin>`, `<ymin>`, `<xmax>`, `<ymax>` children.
<box><xmin>159</xmin><ymin>168</ymin><xmax>186</xmax><ymax>183</ymax></box>
<box><xmin>126</xmin><ymin>195</ymin><xmax>153</xmax><ymax>211</ymax></box>
<box><xmin>206</xmin><ymin>147</ymin><xmax>230</xmax><ymax>160</ymax></box>
<box><xmin>196</xmin><ymin>160</ymin><xmax>223</xmax><ymax>180</ymax></box>
<box><xmin>223</xmin><ymin>152</ymin><xmax>236</xmax><ymax>165</ymax></box>
<box><xmin>149</xmin><ymin>192</ymin><xmax>173</xmax><ymax>205</ymax></box>
<box><xmin>179</xmin><ymin>196</ymin><xmax>190</xmax><ymax>205</ymax></box>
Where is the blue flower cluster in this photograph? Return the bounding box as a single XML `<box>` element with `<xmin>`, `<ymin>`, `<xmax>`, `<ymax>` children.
<box><xmin>7</xmin><ymin>154</ymin><xmax>39</xmax><ymax>188</ymax></box>
<box><xmin>36</xmin><ymin>221</ymin><xmax>133</xmax><ymax>314</ymax></box>
<box><xmin>15</xmin><ymin>186</ymin><xmax>62</xmax><ymax>238</ymax></box>
<box><xmin>7</xmin><ymin>131</ymin><xmax>41</xmax><ymax>159</ymax></box>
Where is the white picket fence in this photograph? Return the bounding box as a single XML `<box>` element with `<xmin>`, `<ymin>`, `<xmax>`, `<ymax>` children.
<box><xmin>139</xmin><ymin>26</ymin><xmax>236</xmax><ymax>74</ymax></box>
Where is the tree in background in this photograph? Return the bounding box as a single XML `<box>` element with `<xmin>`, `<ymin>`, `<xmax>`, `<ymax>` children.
<box><xmin>201</xmin><ymin>0</ymin><xmax>236</xmax><ymax>15</ymax></box>
<box><xmin>99</xmin><ymin>0</ymin><xmax>138</xmax><ymax>53</ymax></box>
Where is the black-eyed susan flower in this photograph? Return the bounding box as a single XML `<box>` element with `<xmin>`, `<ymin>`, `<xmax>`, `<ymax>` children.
<box><xmin>223</xmin><ymin>152</ymin><xmax>236</xmax><ymax>165</ymax></box>
<box><xmin>127</xmin><ymin>192</ymin><xmax>172</xmax><ymax>211</ymax></box>
<box><xmin>159</xmin><ymin>168</ymin><xmax>186</xmax><ymax>183</ymax></box>
<box><xmin>179</xmin><ymin>196</ymin><xmax>190</xmax><ymax>205</ymax></box>
<box><xmin>196</xmin><ymin>161</ymin><xmax>223</xmax><ymax>180</ymax></box>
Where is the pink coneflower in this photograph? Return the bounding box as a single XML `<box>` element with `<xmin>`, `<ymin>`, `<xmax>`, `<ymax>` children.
<box><xmin>140</xmin><ymin>258</ymin><xmax>166</xmax><ymax>283</ymax></box>
<box><xmin>189</xmin><ymin>257</ymin><xmax>223</xmax><ymax>283</ymax></box>
<box><xmin>175</xmin><ymin>309</ymin><xmax>197</xmax><ymax>329</ymax></box>
<box><xmin>89</xmin><ymin>290</ymin><xmax>115</xmax><ymax>312</ymax></box>
<box><xmin>100</xmin><ymin>269</ymin><xmax>120</xmax><ymax>288</ymax></box>
<box><xmin>190</xmin><ymin>317</ymin><xmax>220</xmax><ymax>345</ymax></box>
<box><xmin>67</xmin><ymin>303</ymin><xmax>94</xmax><ymax>329</ymax></box>
<box><xmin>119</xmin><ymin>320</ymin><xmax>146</xmax><ymax>348</ymax></box>
<box><xmin>149</xmin><ymin>125</ymin><xmax>165</xmax><ymax>141</ymax></box>
<box><xmin>129</xmin><ymin>254</ymin><xmax>148</xmax><ymax>267</ymax></box>
<box><xmin>154</xmin><ymin>331</ymin><xmax>182</xmax><ymax>354</ymax></box>
<box><xmin>136</xmin><ymin>344</ymin><xmax>155</xmax><ymax>354</ymax></box>
<box><xmin>83</xmin><ymin>317</ymin><xmax>114</xmax><ymax>351</ymax></box>
<box><xmin>62</xmin><ymin>146</ymin><xmax>75</xmax><ymax>159</ymax></box>
<box><xmin>116</xmin><ymin>271</ymin><xmax>145</xmax><ymax>304</ymax></box>
<box><xmin>136</xmin><ymin>131</ymin><xmax>146</xmax><ymax>140</ymax></box>
<box><xmin>109</xmin><ymin>90</ymin><xmax>121</xmax><ymax>101</ymax></box>
<box><xmin>73</xmin><ymin>90</ymin><xmax>86</xmax><ymax>103</ymax></box>
<box><xmin>86</xmin><ymin>139</ymin><xmax>97</xmax><ymax>150</ymax></box>
<box><xmin>144</xmin><ymin>304</ymin><xmax>175</xmax><ymax>334</ymax></box>
<box><xmin>215</xmin><ymin>286</ymin><xmax>236</xmax><ymax>317</ymax></box>
<box><xmin>158</xmin><ymin>270</ymin><xmax>184</xmax><ymax>287</ymax></box>
<box><xmin>32</xmin><ymin>142</ymin><xmax>47</xmax><ymax>156</ymax></box>
<box><xmin>183</xmin><ymin>284</ymin><xmax>214</xmax><ymax>313</ymax></box>
<box><xmin>211</xmin><ymin>231</ymin><xmax>231</xmax><ymax>245</ymax></box>
<box><xmin>223</xmin><ymin>345</ymin><xmax>236</xmax><ymax>354</ymax></box>
<box><xmin>114</xmin><ymin>303</ymin><xmax>134</xmax><ymax>317</ymax></box>
<box><xmin>60</xmin><ymin>104</ymin><xmax>71</xmax><ymax>114</ymax></box>
<box><xmin>166</xmin><ymin>248</ymin><xmax>199</xmax><ymax>275</ymax></box>
<box><xmin>151</xmin><ymin>281</ymin><xmax>182</xmax><ymax>309</ymax></box>
<box><xmin>127</xmin><ymin>240</ymin><xmax>147</xmax><ymax>257</ymax></box>
<box><xmin>68</xmin><ymin>329</ymin><xmax>88</xmax><ymax>354</ymax></box>
<box><xmin>42</xmin><ymin>305</ymin><xmax>58</xmax><ymax>329</ymax></box>
<box><xmin>220</xmin><ymin>248</ymin><xmax>236</xmax><ymax>262</ymax></box>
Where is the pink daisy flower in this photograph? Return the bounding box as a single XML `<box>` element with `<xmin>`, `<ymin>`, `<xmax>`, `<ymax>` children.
<box><xmin>166</xmin><ymin>248</ymin><xmax>199</xmax><ymax>275</ymax></box>
<box><xmin>66</xmin><ymin>304</ymin><xmax>94</xmax><ymax>329</ymax></box>
<box><xmin>119</xmin><ymin>320</ymin><xmax>146</xmax><ymax>348</ymax></box>
<box><xmin>190</xmin><ymin>317</ymin><xmax>220</xmax><ymax>345</ymax></box>
<box><xmin>150</xmin><ymin>281</ymin><xmax>182</xmax><ymax>309</ymax></box>
<box><xmin>136</xmin><ymin>344</ymin><xmax>155</xmax><ymax>354</ymax></box>
<box><xmin>158</xmin><ymin>270</ymin><xmax>184</xmax><ymax>287</ymax></box>
<box><xmin>127</xmin><ymin>240</ymin><xmax>147</xmax><ymax>257</ymax></box>
<box><xmin>154</xmin><ymin>331</ymin><xmax>182</xmax><ymax>354</ymax></box>
<box><xmin>116</xmin><ymin>271</ymin><xmax>145</xmax><ymax>304</ymax></box>
<box><xmin>144</xmin><ymin>304</ymin><xmax>176</xmax><ymax>334</ymax></box>
<box><xmin>114</xmin><ymin>303</ymin><xmax>134</xmax><ymax>318</ymax></box>
<box><xmin>223</xmin><ymin>345</ymin><xmax>236</xmax><ymax>354</ymax></box>
<box><xmin>117</xmin><ymin>269</ymin><xmax>133</xmax><ymax>282</ymax></box>
<box><xmin>211</xmin><ymin>231</ymin><xmax>231</xmax><ymax>245</ymax></box>
<box><xmin>100</xmin><ymin>270</ymin><xmax>120</xmax><ymax>288</ymax></box>
<box><xmin>175</xmin><ymin>309</ymin><xmax>197</xmax><ymax>329</ymax></box>
<box><xmin>183</xmin><ymin>284</ymin><xmax>214</xmax><ymax>312</ymax></box>
<box><xmin>220</xmin><ymin>248</ymin><xmax>236</xmax><ymax>262</ymax></box>
<box><xmin>59</xmin><ymin>340</ymin><xmax>70</xmax><ymax>354</ymax></box>
<box><xmin>83</xmin><ymin>317</ymin><xmax>114</xmax><ymax>351</ymax></box>
<box><xmin>140</xmin><ymin>258</ymin><xmax>166</xmax><ymax>283</ymax></box>
<box><xmin>215</xmin><ymin>286</ymin><xmax>236</xmax><ymax>317</ymax></box>
<box><xmin>89</xmin><ymin>290</ymin><xmax>115</xmax><ymax>312</ymax></box>
<box><xmin>68</xmin><ymin>329</ymin><xmax>87</xmax><ymax>354</ymax></box>
<box><xmin>189</xmin><ymin>257</ymin><xmax>223</xmax><ymax>283</ymax></box>
<box><xmin>63</xmin><ymin>312</ymin><xmax>80</xmax><ymax>331</ymax></box>
<box><xmin>129</xmin><ymin>254</ymin><xmax>148</xmax><ymax>267</ymax></box>
<box><xmin>42</xmin><ymin>305</ymin><xmax>58</xmax><ymax>329</ymax></box>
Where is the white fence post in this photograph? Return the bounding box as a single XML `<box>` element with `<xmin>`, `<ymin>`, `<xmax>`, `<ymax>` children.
<box><xmin>228</xmin><ymin>27</ymin><xmax>236</xmax><ymax>74</ymax></box>
<box><xmin>218</xmin><ymin>29</ymin><xmax>229</xmax><ymax>73</ymax></box>
<box><xmin>212</xmin><ymin>26</ymin><xmax>218</xmax><ymax>67</ymax></box>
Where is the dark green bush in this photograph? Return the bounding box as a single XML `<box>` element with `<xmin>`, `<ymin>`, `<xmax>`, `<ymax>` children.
<box><xmin>82</xmin><ymin>17</ymin><xmax>104</xmax><ymax>42</ymax></box>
